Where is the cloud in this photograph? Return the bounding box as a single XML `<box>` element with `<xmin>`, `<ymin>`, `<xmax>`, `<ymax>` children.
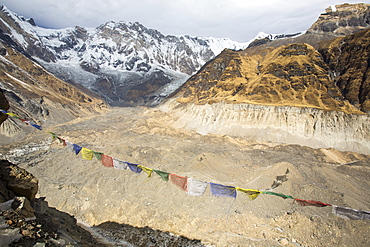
<box><xmin>1</xmin><ymin>0</ymin><xmax>368</xmax><ymax>42</ymax></box>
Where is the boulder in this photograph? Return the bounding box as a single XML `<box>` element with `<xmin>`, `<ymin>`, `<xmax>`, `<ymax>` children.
<box><xmin>0</xmin><ymin>160</ymin><xmax>38</xmax><ymax>202</ymax></box>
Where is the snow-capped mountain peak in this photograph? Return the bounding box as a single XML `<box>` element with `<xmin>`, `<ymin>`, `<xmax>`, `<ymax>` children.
<box><xmin>0</xmin><ymin>5</ymin><xmax>252</xmax><ymax>106</ymax></box>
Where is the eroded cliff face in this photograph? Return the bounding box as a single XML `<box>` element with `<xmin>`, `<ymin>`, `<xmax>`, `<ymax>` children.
<box><xmin>161</xmin><ymin>100</ymin><xmax>370</xmax><ymax>154</ymax></box>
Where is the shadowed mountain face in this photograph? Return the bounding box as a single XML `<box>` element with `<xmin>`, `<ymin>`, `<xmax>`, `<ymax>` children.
<box><xmin>318</xmin><ymin>28</ymin><xmax>370</xmax><ymax>113</ymax></box>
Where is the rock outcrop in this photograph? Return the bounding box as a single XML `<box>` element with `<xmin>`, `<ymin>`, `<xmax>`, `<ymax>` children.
<box><xmin>247</xmin><ymin>4</ymin><xmax>370</xmax><ymax>51</ymax></box>
<box><xmin>307</xmin><ymin>3</ymin><xmax>370</xmax><ymax>36</ymax></box>
<box><xmin>0</xmin><ymin>160</ymin><xmax>106</xmax><ymax>246</ymax></box>
<box><xmin>0</xmin><ymin>160</ymin><xmax>38</xmax><ymax>202</ymax></box>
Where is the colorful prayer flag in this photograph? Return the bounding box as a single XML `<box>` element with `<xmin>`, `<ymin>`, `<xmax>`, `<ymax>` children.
<box><xmin>187</xmin><ymin>178</ymin><xmax>207</xmax><ymax>196</ymax></box>
<box><xmin>169</xmin><ymin>173</ymin><xmax>188</xmax><ymax>191</ymax></box>
<box><xmin>113</xmin><ymin>158</ymin><xmax>128</xmax><ymax>170</ymax></box>
<box><xmin>332</xmin><ymin>205</ymin><xmax>370</xmax><ymax>220</ymax></box>
<box><xmin>295</xmin><ymin>199</ymin><xmax>331</xmax><ymax>207</ymax></box>
<box><xmin>101</xmin><ymin>154</ymin><xmax>114</xmax><ymax>167</ymax></box>
<box><xmin>0</xmin><ymin>109</ymin><xmax>7</xmax><ymax>114</ymax></box>
<box><xmin>127</xmin><ymin>163</ymin><xmax>142</xmax><ymax>173</ymax></box>
<box><xmin>48</xmin><ymin>132</ymin><xmax>57</xmax><ymax>139</ymax></box>
<box><xmin>65</xmin><ymin>140</ymin><xmax>74</xmax><ymax>151</ymax></box>
<box><xmin>138</xmin><ymin>165</ymin><xmax>153</xmax><ymax>177</ymax></box>
<box><xmin>73</xmin><ymin>144</ymin><xmax>82</xmax><ymax>155</ymax></box>
<box><xmin>93</xmin><ymin>151</ymin><xmax>103</xmax><ymax>161</ymax></box>
<box><xmin>6</xmin><ymin>112</ymin><xmax>20</xmax><ymax>118</ymax></box>
<box><xmin>236</xmin><ymin>187</ymin><xmax>261</xmax><ymax>200</ymax></box>
<box><xmin>60</xmin><ymin>138</ymin><xmax>67</xmax><ymax>146</ymax></box>
<box><xmin>209</xmin><ymin>183</ymin><xmax>236</xmax><ymax>198</ymax></box>
<box><xmin>31</xmin><ymin>124</ymin><xmax>42</xmax><ymax>130</ymax></box>
<box><xmin>262</xmin><ymin>191</ymin><xmax>294</xmax><ymax>199</ymax></box>
<box><xmin>81</xmin><ymin>148</ymin><xmax>94</xmax><ymax>160</ymax></box>
<box><xmin>57</xmin><ymin>137</ymin><xmax>64</xmax><ymax>144</ymax></box>
<box><xmin>20</xmin><ymin>119</ymin><xmax>30</xmax><ymax>125</ymax></box>
<box><xmin>154</xmin><ymin>169</ymin><xmax>169</xmax><ymax>181</ymax></box>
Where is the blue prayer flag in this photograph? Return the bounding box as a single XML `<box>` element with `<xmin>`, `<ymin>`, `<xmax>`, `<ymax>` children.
<box><xmin>31</xmin><ymin>124</ymin><xmax>42</xmax><ymax>130</ymax></box>
<box><xmin>73</xmin><ymin>144</ymin><xmax>82</xmax><ymax>155</ymax></box>
<box><xmin>127</xmin><ymin>162</ymin><xmax>142</xmax><ymax>173</ymax></box>
<box><xmin>210</xmin><ymin>182</ymin><xmax>236</xmax><ymax>198</ymax></box>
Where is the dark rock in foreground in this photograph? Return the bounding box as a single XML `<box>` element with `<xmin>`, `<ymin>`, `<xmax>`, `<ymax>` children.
<box><xmin>94</xmin><ymin>221</ymin><xmax>204</xmax><ymax>247</ymax></box>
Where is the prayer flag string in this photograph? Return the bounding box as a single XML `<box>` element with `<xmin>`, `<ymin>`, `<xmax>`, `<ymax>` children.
<box><xmin>2</xmin><ymin>108</ymin><xmax>369</xmax><ymax>220</ymax></box>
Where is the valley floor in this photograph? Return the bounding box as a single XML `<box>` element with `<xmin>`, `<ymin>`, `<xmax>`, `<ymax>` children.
<box><xmin>1</xmin><ymin>106</ymin><xmax>370</xmax><ymax>246</ymax></box>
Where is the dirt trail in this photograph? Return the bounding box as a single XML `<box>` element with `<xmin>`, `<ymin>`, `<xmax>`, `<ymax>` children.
<box><xmin>1</xmin><ymin>106</ymin><xmax>369</xmax><ymax>246</ymax></box>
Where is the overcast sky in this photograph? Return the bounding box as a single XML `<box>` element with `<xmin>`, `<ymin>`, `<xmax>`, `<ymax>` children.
<box><xmin>2</xmin><ymin>0</ymin><xmax>369</xmax><ymax>42</ymax></box>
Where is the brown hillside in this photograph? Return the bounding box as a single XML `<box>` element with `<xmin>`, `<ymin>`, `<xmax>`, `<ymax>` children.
<box><xmin>0</xmin><ymin>45</ymin><xmax>103</xmax><ymax>106</ymax></box>
<box><xmin>173</xmin><ymin>42</ymin><xmax>362</xmax><ymax>114</ymax></box>
<box><xmin>0</xmin><ymin>43</ymin><xmax>107</xmax><ymax>142</ymax></box>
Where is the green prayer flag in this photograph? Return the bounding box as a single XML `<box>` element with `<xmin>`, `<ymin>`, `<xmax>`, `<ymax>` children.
<box><xmin>93</xmin><ymin>151</ymin><xmax>103</xmax><ymax>161</ymax></box>
<box><xmin>154</xmin><ymin>169</ymin><xmax>169</xmax><ymax>181</ymax></box>
<box><xmin>48</xmin><ymin>132</ymin><xmax>58</xmax><ymax>140</ymax></box>
<box><xmin>262</xmin><ymin>191</ymin><xmax>294</xmax><ymax>199</ymax></box>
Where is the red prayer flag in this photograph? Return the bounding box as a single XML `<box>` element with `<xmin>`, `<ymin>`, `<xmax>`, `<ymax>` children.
<box><xmin>169</xmin><ymin>173</ymin><xmax>188</xmax><ymax>191</ymax></box>
<box><xmin>101</xmin><ymin>154</ymin><xmax>114</xmax><ymax>167</ymax></box>
<box><xmin>19</xmin><ymin>119</ymin><xmax>30</xmax><ymax>125</ymax></box>
<box><xmin>295</xmin><ymin>198</ymin><xmax>331</xmax><ymax>207</ymax></box>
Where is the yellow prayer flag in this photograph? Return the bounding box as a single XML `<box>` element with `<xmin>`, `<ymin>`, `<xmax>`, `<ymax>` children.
<box><xmin>138</xmin><ymin>165</ymin><xmax>153</xmax><ymax>177</ymax></box>
<box><xmin>81</xmin><ymin>148</ymin><xmax>93</xmax><ymax>160</ymax></box>
<box><xmin>47</xmin><ymin>132</ymin><xmax>57</xmax><ymax>139</ymax></box>
<box><xmin>236</xmin><ymin>187</ymin><xmax>261</xmax><ymax>200</ymax></box>
<box><xmin>6</xmin><ymin>112</ymin><xmax>20</xmax><ymax>118</ymax></box>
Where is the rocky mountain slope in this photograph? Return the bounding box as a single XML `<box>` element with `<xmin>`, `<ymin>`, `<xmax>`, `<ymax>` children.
<box><xmin>317</xmin><ymin>28</ymin><xmax>370</xmax><ymax>113</ymax></box>
<box><xmin>247</xmin><ymin>3</ymin><xmax>370</xmax><ymax>49</ymax></box>
<box><xmin>307</xmin><ymin>3</ymin><xmax>370</xmax><ymax>36</ymax></box>
<box><xmin>163</xmin><ymin>3</ymin><xmax>370</xmax><ymax>154</ymax></box>
<box><xmin>0</xmin><ymin>5</ymin><xmax>251</xmax><ymax>106</ymax></box>
<box><xmin>0</xmin><ymin>41</ymin><xmax>106</xmax><ymax>145</ymax></box>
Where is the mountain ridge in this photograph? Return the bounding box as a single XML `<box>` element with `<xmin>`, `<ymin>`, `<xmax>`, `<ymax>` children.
<box><xmin>0</xmin><ymin>5</ymin><xmax>252</xmax><ymax>106</ymax></box>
